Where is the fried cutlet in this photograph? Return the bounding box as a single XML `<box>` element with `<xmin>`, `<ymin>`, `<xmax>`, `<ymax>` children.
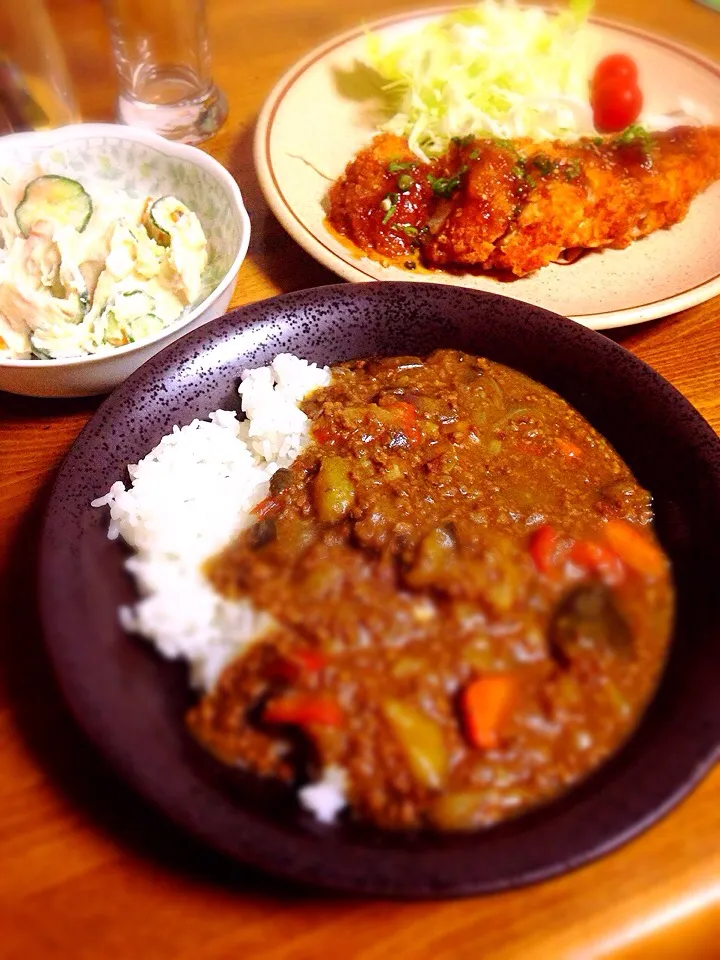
<box><xmin>327</xmin><ymin>127</ymin><xmax>720</xmax><ymax>277</ymax></box>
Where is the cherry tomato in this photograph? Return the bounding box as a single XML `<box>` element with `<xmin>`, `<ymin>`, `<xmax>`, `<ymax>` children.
<box><xmin>591</xmin><ymin>77</ymin><xmax>643</xmax><ymax>133</ymax></box>
<box><xmin>592</xmin><ymin>53</ymin><xmax>639</xmax><ymax>89</ymax></box>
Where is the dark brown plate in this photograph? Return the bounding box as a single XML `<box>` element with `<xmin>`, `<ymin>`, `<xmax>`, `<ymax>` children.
<box><xmin>39</xmin><ymin>282</ymin><xmax>720</xmax><ymax>898</ymax></box>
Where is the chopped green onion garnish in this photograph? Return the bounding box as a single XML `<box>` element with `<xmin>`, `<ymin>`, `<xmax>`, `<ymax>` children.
<box><xmin>427</xmin><ymin>166</ymin><xmax>467</xmax><ymax>198</ymax></box>
<box><xmin>563</xmin><ymin>158</ymin><xmax>581</xmax><ymax>181</ymax></box>
<box><xmin>381</xmin><ymin>192</ymin><xmax>399</xmax><ymax>223</ymax></box>
<box><xmin>531</xmin><ymin>154</ymin><xmax>556</xmax><ymax>175</ymax></box>
<box><xmin>394</xmin><ymin>223</ymin><xmax>419</xmax><ymax>237</ymax></box>
<box><xmin>615</xmin><ymin>124</ymin><xmax>651</xmax><ymax>146</ymax></box>
<box><xmin>492</xmin><ymin>137</ymin><xmax>520</xmax><ymax>157</ymax></box>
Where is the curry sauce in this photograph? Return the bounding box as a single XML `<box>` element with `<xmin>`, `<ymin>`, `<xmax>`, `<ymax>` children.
<box><xmin>188</xmin><ymin>350</ymin><xmax>673</xmax><ymax>830</ymax></box>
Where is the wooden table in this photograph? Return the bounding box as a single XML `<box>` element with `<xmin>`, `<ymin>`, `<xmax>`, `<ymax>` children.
<box><xmin>1</xmin><ymin>0</ymin><xmax>719</xmax><ymax>956</ymax></box>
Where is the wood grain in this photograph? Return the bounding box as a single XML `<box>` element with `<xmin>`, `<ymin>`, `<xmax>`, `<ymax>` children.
<box><xmin>1</xmin><ymin>0</ymin><xmax>719</xmax><ymax>956</ymax></box>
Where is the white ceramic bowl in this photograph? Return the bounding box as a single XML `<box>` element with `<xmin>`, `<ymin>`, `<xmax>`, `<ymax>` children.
<box><xmin>0</xmin><ymin>124</ymin><xmax>250</xmax><ymax>397</ymax></box>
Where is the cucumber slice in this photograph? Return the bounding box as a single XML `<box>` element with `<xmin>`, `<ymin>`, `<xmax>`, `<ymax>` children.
<box><xmin>101</xmin><ymin>290</ymin><xmax>160</xmax><ymax>347</ymax></box>
<box><xmin>125</xmin><ymin>313</ymin><xmax>165</xmax><ymax>343</ymax></box>
<box><xmin>78</xmin><ymin>288</ymin><xmax>90</xmax><ymax>316</ymax></box>
<box><xmin>116</xmin><ymin>289</ymin><xmax>155</xmax><ymax>317</ymax></box>
<box><xmin>30</xmin><ymin>342</ymin><xmax>54</xmax><ymax>360</ymax></box>
<box><xmin>103</xmin><ymin>312</ymin><xmax>130</xmax><ymax>347</ymax></box>
<box><xmin>144</xmin><ymin>196</ymin><xmax>191</xmax><ymax>247</ymax></box>
<box><xmin>105</xmin><ymin>311</ymin><xmax>164</xmax><ymax>347</ymax></box>
<box><xmin>15</xmin><ymin>175</ymin><xmax>92</xmax><ymax>237</ymax></box>
<box><xmin>47</xmin><ymin>266</ymin><xmax>89</xmax><ymax>322</ymax></box>
<box><xmin>68</xmin><ymin>288</ymin><xmax>89</xmax><ymax>324</ymax></box>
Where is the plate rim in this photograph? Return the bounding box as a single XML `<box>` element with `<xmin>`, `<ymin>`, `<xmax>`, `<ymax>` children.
<box><xmin>253</xmin><ymin>6</ymin><xmax>720</xmax><ymax>330</ymax></box>
<box><xmin>38</xmin><ymin>282</ymin><xmax>720</xmax><ymax>897</ymax></box>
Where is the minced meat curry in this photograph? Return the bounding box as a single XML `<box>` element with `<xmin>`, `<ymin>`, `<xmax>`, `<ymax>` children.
<box><xmin>188</xmin><ymin>350</ymin><xmax>673</xmax><ymax>831</ymax></box>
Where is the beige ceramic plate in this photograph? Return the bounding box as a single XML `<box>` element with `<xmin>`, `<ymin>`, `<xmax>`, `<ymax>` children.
<box><xmin>254</xmin><ymin>7</ymin><xmax>720</xmax><ymax>329</ymax></box>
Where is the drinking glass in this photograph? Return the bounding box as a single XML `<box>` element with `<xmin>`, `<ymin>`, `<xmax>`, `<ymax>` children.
<box><xmin>102</xmin><ymin>0</ymin><xmax>228</xmax><ymax>144</ymax></box>
<box><xmin>0</xmin><ymin>0</ymin><xmax>80</xmax><ymax>133</ymax></box>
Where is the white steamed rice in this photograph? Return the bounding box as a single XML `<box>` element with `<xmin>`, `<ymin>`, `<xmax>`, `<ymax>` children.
<box><xmin>91</xmin><ymin>353</ymin><xmax>331</xmax><ymax>691</ymax></box>
<box><xmin>92</xmin><ymin>352</ymin><xmax>354</xmax><ymax>821</ymax></box>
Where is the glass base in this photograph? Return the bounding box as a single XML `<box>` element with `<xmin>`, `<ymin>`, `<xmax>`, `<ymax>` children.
<box><xmin>117</xmin><ymin>82</ymin><xmax>228</xmax><ymax>145</ymax></box>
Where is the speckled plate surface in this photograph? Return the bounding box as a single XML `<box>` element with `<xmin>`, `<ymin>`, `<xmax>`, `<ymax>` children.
<box><xmin>39</xmin><ymin>283</ymin><xmax>720</xmax><ymax>897</ymax></box>
<box><xmin>254</xmin><ymin>8</ymin><xmax>720</xmax><ymax>329</ymax></box>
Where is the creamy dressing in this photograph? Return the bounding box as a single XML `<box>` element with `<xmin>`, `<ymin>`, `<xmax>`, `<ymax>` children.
<box><xmin>0</xmin><ymin>172</ymin><xmax>208</xmax><ymax>359</ymax></box>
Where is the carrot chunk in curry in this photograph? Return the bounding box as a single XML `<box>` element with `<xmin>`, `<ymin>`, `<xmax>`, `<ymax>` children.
<box><xmin>188</xmin><ymin>350</ymin><xmax>673</xmax><ymax>831</ymax></box>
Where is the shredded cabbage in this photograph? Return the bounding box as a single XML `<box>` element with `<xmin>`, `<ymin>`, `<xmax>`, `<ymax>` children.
<box><xmin>366</xmin><ymin>0</ymin><xmax>595</xmax><ymax>160</ymax></box>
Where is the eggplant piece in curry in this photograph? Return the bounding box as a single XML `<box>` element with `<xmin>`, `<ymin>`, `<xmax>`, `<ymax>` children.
<box><xmin>189</xmin><ymin>350</ymin><xmax>673</xmax><ymax>831</ymax></box>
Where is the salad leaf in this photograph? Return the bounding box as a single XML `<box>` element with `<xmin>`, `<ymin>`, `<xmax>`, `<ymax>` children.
<box><xmin>366</xmin><ymin>0</ymin><xmax>595</xmax><ymax>160</ymax></box>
